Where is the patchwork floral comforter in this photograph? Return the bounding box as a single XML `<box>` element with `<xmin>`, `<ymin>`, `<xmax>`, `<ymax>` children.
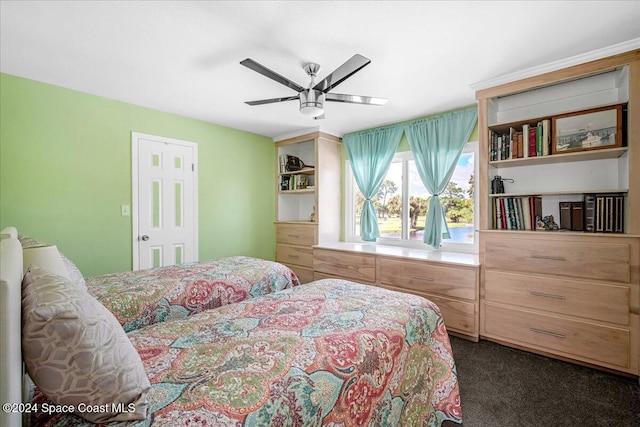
<box><xmin>32</xmin><ymin>279</ymin><xmax>462</xmax><ymax>427</ymax></box>
<box><xmin>86</xmin><ymin>256</ymin><xmax>300</xmax><ymax>332</ymax></box>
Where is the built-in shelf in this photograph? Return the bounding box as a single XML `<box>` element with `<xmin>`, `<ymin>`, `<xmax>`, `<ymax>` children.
<box><xmin>279</xmin><ymin>168</ymin><xmax>315</xmax><ymax>176</ymax></box>
<box><xmin>278</xmin><ymin>188</ymin><xmax>315</xmax><ymax>194</ymax></box>
<box><xmin>489</xmin><ymin>188</ymin><xmax>628</xmax><ymax>198</ymax></box>
<box><xmin>489</xmin><ymin>147</ymin><xmax>628</xmax><ymax>168</ymax></box>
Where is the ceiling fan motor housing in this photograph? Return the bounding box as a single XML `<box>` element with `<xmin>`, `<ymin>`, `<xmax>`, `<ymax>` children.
<box><xmin>299</xmin><ymin>89</ymin><xmax>325</xmax><ymax>117</ymax></box>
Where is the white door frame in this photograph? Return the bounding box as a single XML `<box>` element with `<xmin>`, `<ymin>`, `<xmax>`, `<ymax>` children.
<box><xmin>131</xmin><ymin>131</ymin><xmax>198</xmax><ymax>270</ymax></box>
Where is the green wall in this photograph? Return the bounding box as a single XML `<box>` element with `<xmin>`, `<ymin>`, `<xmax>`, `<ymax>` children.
<box><xmin>0</xmin><ymin>73</ymin><xmax>275</xmax><ymax>276</ymax></box>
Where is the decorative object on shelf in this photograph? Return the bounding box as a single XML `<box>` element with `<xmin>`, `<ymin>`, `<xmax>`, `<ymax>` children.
<box><xmin>552</xmin><ymin>104</ymin><xmax>623</xmax><ymax>154</ymax></box>
<box><xmin>490</xmin><ymin>176</ymin><xmax>514</xmax><ymax>194</ymax></box>
<box><xmin>541</xmin><ymin>215</ymin><xmax>559</xmax><ymax>231</ymax></box>
<box><xmin>279</xmin><ymin>154</ymin><xmax>315</xmax><ymax>173</ymax></box>
<box><xmin>491</xmin><ymin>176</ymin><xmax>505</xmax><ymax>194</ymax></box>
<box><xmin>286</xmin><ymin>155</ymin><xmax>304</xmax><ymax>171</ymax></box>
<box><xmin>308</xmin><ymin>205</ymin><xmax>315</xmax><ymax>222</ymax></box>
<box><xmin>298</xmin><ymin>175</ymin><xmax>308</xmax><ymax>189</ymax></box>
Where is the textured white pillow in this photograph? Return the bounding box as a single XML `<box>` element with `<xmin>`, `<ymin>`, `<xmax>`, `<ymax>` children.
<box><xmin>59</xmin><ymin>252</ymin><xmax>87</xmax><ymax>291</ymax></box>
<box><xmin>22</xmin><ymin>266</ymin><xmax>150</xmax><ymax>423</ymax></box>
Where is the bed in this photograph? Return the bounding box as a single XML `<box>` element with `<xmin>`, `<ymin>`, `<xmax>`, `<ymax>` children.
<box><xmin>18</xmin><ymin>234</ymin><xmax>301</xmax><ymax>332</ymax></box>
<box><xmin>1</xmin><ymin>230</ymin><xmax>463</xmax><ymax>426</ymax></box>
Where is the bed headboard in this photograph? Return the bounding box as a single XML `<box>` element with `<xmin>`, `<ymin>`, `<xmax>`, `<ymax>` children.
<box><xmin>0</xmin><ymin>225</ymin><xmax>18</xmax><ymax>240</ymax></box>
<box><xmin>0</xmin><ymin>229</ymin><xmax>25</xmax><ymax>427</ymax></box>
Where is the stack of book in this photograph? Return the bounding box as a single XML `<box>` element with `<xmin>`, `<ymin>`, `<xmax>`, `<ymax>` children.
<box><xmin>489</xmin><ymin>119</ymin><xmax>551</xmax><ymax>161</ymax></box>
<box><xmin>491</xmin><ymin>196</ymin><xmax>543</xmax><ymax>230</ymax></box>
<box><xmin>280</xmin><ymin>174</ymin><xmax>308</xmax><ymax>191</ymax></box>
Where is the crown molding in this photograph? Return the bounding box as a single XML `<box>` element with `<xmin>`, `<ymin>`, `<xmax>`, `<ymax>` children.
<box><xmin>273</xmin><ymin>126</ymin><xmax>341</xmax><ymax>142</ymax></box>
<box><xmin>470</xmin><ymin>38</ymin><xmax>640</xmax><ymax>91</ymax></box>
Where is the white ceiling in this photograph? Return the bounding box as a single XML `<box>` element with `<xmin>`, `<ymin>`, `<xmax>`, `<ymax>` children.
<box><xmin>1</xmin><ymin>1</ymin><xmax>639</xmax><ymax>140</ymax></box>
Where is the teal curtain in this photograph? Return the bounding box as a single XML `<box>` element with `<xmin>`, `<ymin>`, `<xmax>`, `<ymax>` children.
<box><xmin>405</xmin><ymin>108</ymin><xmax>478</xmax><ymax>248</ymax></box>
<box><xmin>343</xmin><ymin>126</ymin><xmax>403</xmax><ymax>241</ymax></box>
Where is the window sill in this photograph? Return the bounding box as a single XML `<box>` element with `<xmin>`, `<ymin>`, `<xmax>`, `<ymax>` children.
<box><xmin>314</xmin><ymin>241</ymin><xmax>480</xmax><ymax>267</ymax></box>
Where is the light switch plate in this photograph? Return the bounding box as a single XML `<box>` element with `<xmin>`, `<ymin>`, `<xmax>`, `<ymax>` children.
<box><xmin>121</xmin><ymin>204</ymin><xmax>130</xmax><ymax>216</ymax></box>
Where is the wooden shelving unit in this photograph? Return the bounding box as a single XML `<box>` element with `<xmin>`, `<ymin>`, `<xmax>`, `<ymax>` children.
<box><xmin>274</xmin><ymin>131</ymin><xmax>341</xmax><ymax>283</ymax></box>
<box><xmin>476</xmin><ymin>49</ymin><xmax>640</xmax><ymax>377</ymax></box>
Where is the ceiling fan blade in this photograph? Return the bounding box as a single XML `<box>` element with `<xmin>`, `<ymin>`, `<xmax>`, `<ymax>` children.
<box><xmin>245</xmin><ymin>95</ymin><xmax>299</xmax><ymax>106</ymax></box>
<box><xmin>326</xmin><ymin>93</ymin><xmax>387</xmax><ymax>105</ymax></box>
<box><xmin>313</xmin><ymin>54</ymin><xmax>371</xmax><ymax>93</ymax></box>
<box><xmin>240</xmin><ymin>59</ymin><xmax>305</xmax><ymax>93</ymax></box>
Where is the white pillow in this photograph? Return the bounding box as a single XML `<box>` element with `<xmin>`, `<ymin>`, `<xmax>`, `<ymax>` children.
<box><xmin>22</xmin><ymin>266</ymin><xmax>150</xmax><ymax>423</ymax></box>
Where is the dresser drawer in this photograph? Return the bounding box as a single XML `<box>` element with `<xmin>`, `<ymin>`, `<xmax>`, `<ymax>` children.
<box><xmin>378</xmin><ymin>258</ymin><xmax>477</xmax><ymax>301</ymax></box>
<box><xmin>276</xmin><ymin>244</ymin><xmax>313</xmax><ymax>268</ymax></box>
<box><xmin>380</xmin><ymin>283</ymin><xmax>475</xmax><ymax>334</ymax></box>
<box><xmin>313</xmin><ymin>271</ymin><xmax>375</xmax><ymax>285</ymax></box>
<box><xmin>283</xmin><ymin>264</ymin><xmax>314</xmax><ymax>284</ymax></box>
<box><xmin>276</xmin><ymin>223</ymin><xmax>316</xmax><ymax>246</ymax></box>
<box><xmin>484</xmin><ymin>303</ymin><xmax>630</xmax><ymax>368</ymax></box>
<box><xmin>428</xmin><ymin>295</ymin><xmax>476</xmax><ymax>335</ymax></box>
<box><xmin>485</xmin><ymin>270</ymin><xmax>629</xmax><ymax>325</ymax></box>
<box><xmin>313</xmin><ymin>248</ymin><xmax>376</xmax><ymax>282</ymax></box>
<box><xmin>484</xmin><ymin>236</ymin><xmax>631</xmax><ymax>282</ymax></box>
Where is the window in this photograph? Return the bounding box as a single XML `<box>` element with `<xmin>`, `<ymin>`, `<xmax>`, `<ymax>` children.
<box><xmin>345</xmin><ymin>141</ymin><xmax>478</xmax><ymax>253</ymax></box>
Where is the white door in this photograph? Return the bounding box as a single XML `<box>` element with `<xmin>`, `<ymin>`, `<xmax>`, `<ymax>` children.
<box><xmin>132</xmin><ymin>132</ymin><xmax>198</xmax><ymax>270</ymax></box>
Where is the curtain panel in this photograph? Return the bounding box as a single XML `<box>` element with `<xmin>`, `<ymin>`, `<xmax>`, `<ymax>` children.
<box><xmin>405</xmin><ymin>107</ymin><xmax>478</xmax><ymax>248</ymax></box>
<box><xmin>343</xmin><ymin>126</ymin><xmax>403</xmax><ymax>241</ymax></box>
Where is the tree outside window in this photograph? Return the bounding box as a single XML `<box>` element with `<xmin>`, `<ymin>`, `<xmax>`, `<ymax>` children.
<box><xmin>350</xmin><ymin>144</ymin><xmax>477</xmax><ymax>247</ymax></box>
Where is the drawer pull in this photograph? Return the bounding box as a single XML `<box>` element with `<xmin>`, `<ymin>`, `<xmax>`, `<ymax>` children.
<box><xmin>530</xmin><ymin>255</ymin><xmax>567</xmax><ymax>261</ymax></box>
<box><xmin>530</xmin><ymin>327</ymin><xmax>565</xmax><ymax>339</ymax></box>
<box><xmin>333</xmin><ymin>263</ymin><xmax>351</xmax><ymax>269</ymax></box>
<box><xmin>529</xmin><ymin>291</ymin><xmax>566</xmax><ymax>300</ymax></box>
<box><xmin>288</xmin><ymin>255</ymin><xmax>299</xmax><ymax>259</ymax></box>
<box><xmin>410</xmin><ymin>275</ymin><xmax>434</xmax><ymax>282</ymax></box>
<box><xmin>288</xmin><ymin>234</ymin><xmax>300</xmax><ymax>238</ymax></box>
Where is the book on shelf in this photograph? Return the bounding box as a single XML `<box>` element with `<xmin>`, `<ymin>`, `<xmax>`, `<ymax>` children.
<box><xmin>492</xmin><ymin>196</ymin><xmax>542</xmax><ymax>231</ymax></box>
<box><xmin>522</xmin><ymin>124</ymin><xmax>529</xmax><ymax>158</ymax></box>
<box><xmin>528</xmin><ymin>127</ymin><xmax>537</xmax><ymax>158</ymax></box>
<box><xmin>559</xmin><ymin>201</ymin><xmax>584</xmax><ymax>231</ymax></box>
<box><xmin>541</xmin><ymin>119</ymin><xmax>551</xmax><ymax>156</ymax></box>
<box><xmin>584</xmin><ymin>193</ymin><xmax>624</xmax><ymax>233</ymax></box>
<box><xmin>280</xmin><ymin>175</ymin><xmax>291</xmax><ymax>191</ymax></box>
<box><xmin>583</xmin><ymin>194</ymin><xmax>596</xmax><ymax>232</ymax></box>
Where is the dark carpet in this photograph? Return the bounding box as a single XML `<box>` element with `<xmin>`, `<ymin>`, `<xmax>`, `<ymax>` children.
<box><xmin>444</xmin><ymin>336</ymin><xmax>640</xmax><ymax>427</ymax></box>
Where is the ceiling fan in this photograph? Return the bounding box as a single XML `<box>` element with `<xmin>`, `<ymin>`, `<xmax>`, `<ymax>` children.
<box><xmin>240</xmin><ymin>54</ymin><xmax>387</xmax><ymax>119</ymax></box>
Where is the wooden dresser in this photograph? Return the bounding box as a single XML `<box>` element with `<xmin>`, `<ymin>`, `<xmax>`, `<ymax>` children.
<box><xmin>276</xmin><ymin>222</ymin><xmax>316</xmax><ymax>284</ymax></box>
<box><xmin>481</xmin><ymin>232</ymin><xmax>639</xmax><ymax>374</ymax></box>
<box><xmin>274</xmin><ymin>131</ymin><xmax>341</xmax><ymax>284</ymax></box>
<box><xmin>313</xmin><ymin>243</ymin><xmax>480</xmax><ymax>340</ymax></box>
<box><xmin>474</xmin><ymin>50</ymin><xmax>640</xmax><ymax>376</ymax></box>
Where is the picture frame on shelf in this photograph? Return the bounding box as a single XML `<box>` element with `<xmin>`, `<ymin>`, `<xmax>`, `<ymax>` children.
<box><xmin>552</xmin><ymin>105</ymin><xmax>623</xmax><ymax>155</ymax></box>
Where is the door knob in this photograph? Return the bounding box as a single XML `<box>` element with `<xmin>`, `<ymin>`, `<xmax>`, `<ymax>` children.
<box><xmin>141</xmin><ymin>235</ymin><xmax>149</xmax><ymax>241</ymax></box>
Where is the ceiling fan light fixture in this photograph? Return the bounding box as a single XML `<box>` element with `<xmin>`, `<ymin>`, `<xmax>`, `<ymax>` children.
<box><xmin>299</xmin><ymin>90</ymin><xmax>325</xmax><ymax>117</ymax></box>
<box><xmin>242</xmin><ymin>55</ymin><xmax>385</xmax><ymax>118</ymax></box>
